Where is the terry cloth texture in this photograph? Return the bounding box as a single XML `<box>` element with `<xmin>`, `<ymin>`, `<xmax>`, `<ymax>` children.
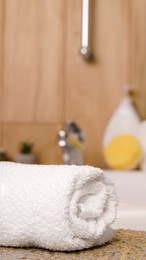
<box><xmin>0</xmin><ymin>230</ymin><xmax>146</xmax><ymax>259</ymax></box>
<box><xmin>0</xmin><ymin>162</ymin><xmax>117</xmax><ymax>251</ymax></box>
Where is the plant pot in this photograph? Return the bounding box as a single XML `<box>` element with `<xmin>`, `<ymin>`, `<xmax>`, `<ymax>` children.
<box><xmin>15</xmin><ymin>153</ymin><xmax>37</xmax><ymax>164</ymax></box>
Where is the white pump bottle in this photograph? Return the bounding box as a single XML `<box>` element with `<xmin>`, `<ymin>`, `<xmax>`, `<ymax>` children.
<box><xmin>103</xmin><ymin>85</ymin><xmax>141</xmax><ymax>148</ymax></box>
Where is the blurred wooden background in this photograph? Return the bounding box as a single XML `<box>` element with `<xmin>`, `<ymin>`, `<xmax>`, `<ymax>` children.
<box><xmin>0</xmin><ymin>0</ymin><xmax>145</xmax><ymax>167</ymax></box>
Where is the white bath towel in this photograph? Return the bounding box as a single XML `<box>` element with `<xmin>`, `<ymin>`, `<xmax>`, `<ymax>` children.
<box><xmin>0</xmin><ymin>162</ymin><xmax>117</xmax><ymax>251</ymax></box>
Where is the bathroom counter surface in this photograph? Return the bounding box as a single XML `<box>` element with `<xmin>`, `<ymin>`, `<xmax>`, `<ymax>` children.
<box><xmin>0</xmin><ymin>229</ymin><xmax>146</xmax><ymax>259</ymax></box>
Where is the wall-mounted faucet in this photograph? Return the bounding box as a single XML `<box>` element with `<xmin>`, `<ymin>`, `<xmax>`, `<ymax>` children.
<box><xmin>58</xmin><ymin>120</ymin><xmax>85</xmax><ymax>165</ymax></box>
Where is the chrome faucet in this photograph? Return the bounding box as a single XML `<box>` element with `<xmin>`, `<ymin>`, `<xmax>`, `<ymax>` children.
<box><xmin>58</xmin><ymin>120</ymin><xmax>85</xmax><ymax>165</ymax></box>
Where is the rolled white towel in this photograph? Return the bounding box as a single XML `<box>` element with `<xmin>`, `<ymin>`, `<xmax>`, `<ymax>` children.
<box><xmin>0</xmin><ymin>162</ymin><xmax>117</xmax><ymax>251</ymax></box>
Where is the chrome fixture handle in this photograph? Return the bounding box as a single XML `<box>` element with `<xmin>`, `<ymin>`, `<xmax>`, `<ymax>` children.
<box><xmin>80</xmin><ymin>0</ymin><xmax>91</xmax><ymax>60</ymax></box>
<box><xmin>58</xmin><ymin>120</ymin><xmax>85</xmax><ymax>165</ymax></box>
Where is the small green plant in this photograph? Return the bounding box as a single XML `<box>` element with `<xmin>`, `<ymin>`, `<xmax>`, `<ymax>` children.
<box><xmin>19</xmin><ymin>141</ymin><xmax>34</xmax><ymax>154</ymax></box>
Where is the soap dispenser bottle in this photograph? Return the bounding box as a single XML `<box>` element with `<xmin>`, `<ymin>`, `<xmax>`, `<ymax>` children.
<box><xmin>103</xmin><ymin>85</ymin><xmax>141</xmax><ymax>148</ymax></box>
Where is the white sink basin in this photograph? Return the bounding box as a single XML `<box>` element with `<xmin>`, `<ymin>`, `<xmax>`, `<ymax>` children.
<box><xmin>104</xmin><ymin>170</ymin><xmax>146</xmax><ymax>231</ymax></box>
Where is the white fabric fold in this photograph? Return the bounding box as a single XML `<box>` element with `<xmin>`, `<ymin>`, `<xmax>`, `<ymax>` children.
<box><xmin>0</xmin><ymin>162</ymin><xmax>117</xmax><ymax>251</ymax></box>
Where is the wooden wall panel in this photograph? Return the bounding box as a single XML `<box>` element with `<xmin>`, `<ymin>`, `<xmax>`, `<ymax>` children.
<box><xmin>34</xmin><ymin>0</ymin><xmax>65</xmax><ymax>122</ymax></box>
<box><xmin>0</xmin><ymin>0</ymin><xmax>2</xmax><ymax>123</ymax></box>
<box><xmin>0</xmin><ymin>124</ymin><xmax>2</xmax><ymax>148</ymax></box>
<box><xmin>3</xmin><ymin>0</ymin><xmax>65</xmax><ymax>123</ymax></box>
<box><xmin>3</xmin><ymin>123</ymin><xmax>62</xmax><ymax>164</ymax></box>
<box><xmin>3</xmin><ymin>0</ymin><xmax>39</xmax><ymax>122</ymax></box>
<box><xmin>128</xmin><ymin>0</ymin><xmax>146</xmax><ymax>119</ymax></box>
<box><xmin>0</xmin><ymin>0</ymin><xmax>3</xmax><ymax>145</ymax></box>
<box><xmin>65</xmin><ymin>0</ymin><xmax>128</xmax><ymax>167</ymax></box>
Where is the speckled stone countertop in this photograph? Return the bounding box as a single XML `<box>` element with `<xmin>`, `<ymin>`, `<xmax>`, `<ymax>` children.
<box><xmin>0</xmin><ymin>229</ymin><xmax>146</xmax><ymax>260</ymax></box>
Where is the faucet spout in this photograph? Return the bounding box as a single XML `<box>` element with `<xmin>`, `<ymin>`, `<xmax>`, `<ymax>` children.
<box><xmin>58</xmin><ymin>120</ymin><xmax>85</xmax><ymax>165</ymax></box>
